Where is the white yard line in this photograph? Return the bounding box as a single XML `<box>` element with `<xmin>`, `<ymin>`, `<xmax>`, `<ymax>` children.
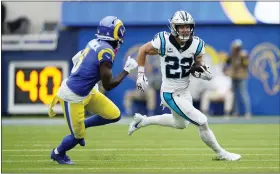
<box><xmin>5</xmin><ymin>153</ymin><xmax>279</xmax><ymax>157</ymax></box>
<box><xmin>2</xmin><ymin>159</ymin><xmax>280</xmax><ymax>163</ymax></box>
<box><xmin>2</xmin><ymin>167</ymin><xmax>279</xmax><ymax>170</ymax></box>
<box><xmin>11</xmin><ymin>143</ymin><xmax>280</xmax><ymax>147</ymax></box>
<box><xmin>2</xmin><ymin>147</ymin><xmax>279</xmax><ymax>152</ymax></box>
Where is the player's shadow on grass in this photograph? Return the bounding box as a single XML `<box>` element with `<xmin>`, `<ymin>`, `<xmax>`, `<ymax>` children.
<box><xmin>212</xmin><ymin>157</ymin><xmax>241</xmax><ymax>161</ymax></box>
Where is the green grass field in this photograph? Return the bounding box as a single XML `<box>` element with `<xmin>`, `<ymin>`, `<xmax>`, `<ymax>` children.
<box><xmin>2</xmin><ymin>123</ymin><xmax>280</xmax><ymax>173</ymax></box>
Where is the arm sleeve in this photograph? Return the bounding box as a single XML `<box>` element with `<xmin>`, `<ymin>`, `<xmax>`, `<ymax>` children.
<box><xmin>150</xmin><ymin>32</ymin><xmax>166</xmax><ymax>56</ymax></box>
<box><xmin>150</xmin><ymin>33</ymin><xmax>161</xmax><ymax>50</ymax></box>
<box><xmin>72</xmin><ymin>50</ymin><xmax>83</xmax><ymax>65</ymax></box>
<box><xmin>194</xmin><ymin>38</ymin><xmax>206</xmax><ymax>58</ymax></box>
<box><xmin>97</xmin><ymin>48</ymin><xmax>115</xmax><ymax>64</ymax></box>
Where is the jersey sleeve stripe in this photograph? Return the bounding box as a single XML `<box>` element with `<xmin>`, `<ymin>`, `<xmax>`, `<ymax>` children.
<box><xmin>194</xmin><ymin>39</ymin><xmax>203</xmax><ymax>57</ymax></box>
<box><xmin>97</xmin><ymin>48</ymin><xmax>115</xmax><ymax>61</ymax></box>
<box><xmin>159</xmin><ymin>32</ymin><xmax>166</xmax><ymax>56</ymax></box>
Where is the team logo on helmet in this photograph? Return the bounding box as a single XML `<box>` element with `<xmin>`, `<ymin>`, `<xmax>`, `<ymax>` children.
<box><xmin>96</xmin><ymin>16</ymin><xmax>125</xmax><ymax>42</ymax></box>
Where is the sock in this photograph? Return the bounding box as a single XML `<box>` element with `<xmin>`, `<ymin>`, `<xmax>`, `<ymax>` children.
<box><xmin>56</xmin><ymin>134</ymin><xmax>80</xmax><ymax>155</ymax></box>
<box><xmin>198</xmin><ymin>124</ymin><xmax>224</xmax><ymax>154</ymax></box>
<box><xmin>139</xmin><ymin>114</ymin><xmax>185</xmax><ymax>129</ymax></box>
<box><xmin>84</xmin><ymin>114</ymin><xmax>121</xmax><ymax>128</ymax></box>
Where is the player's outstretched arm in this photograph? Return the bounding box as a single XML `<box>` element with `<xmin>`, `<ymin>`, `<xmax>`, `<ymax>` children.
<box><xmin>100</xmin><ymin>57</ymin><xmax>138</xmax><ymax>91</ymax></box>
<box><xmin>137</xmin><ymin>42</ymin><xmax>158</xmax><ymax>67</ymax></box>
<box><xmin>136</xmin><ymin>42</ymin><xmax>158</xmax><ymax>92</ymax></box>
<box><xmin>100</xmin><ymin>62</ymin><xmax>128</xmax><ymax>91</ymax></box>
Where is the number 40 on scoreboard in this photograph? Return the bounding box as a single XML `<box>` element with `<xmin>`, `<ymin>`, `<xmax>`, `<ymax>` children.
<box><xmin>8</xmin><ymin>61</ymin><xmax>69</xmax><ymax>114</ymax></box>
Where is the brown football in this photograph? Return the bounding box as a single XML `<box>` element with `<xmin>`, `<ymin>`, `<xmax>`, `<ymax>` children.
<box><xmin>190</xmin><ymin>62</ymin><xmax>207</xmax><ymax>75</ymax></box>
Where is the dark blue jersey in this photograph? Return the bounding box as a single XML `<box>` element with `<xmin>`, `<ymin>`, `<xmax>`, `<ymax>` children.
<box><xmin>67</xmin><ymin>39</ymin><xmax>115</xmax><ymax>97</ymax></box>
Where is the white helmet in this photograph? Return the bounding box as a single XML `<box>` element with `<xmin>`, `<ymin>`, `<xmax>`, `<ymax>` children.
<box><xmin>168</xmin><ymin>10</ymin><xmax>195</xmax><ymax>42</ymax></box>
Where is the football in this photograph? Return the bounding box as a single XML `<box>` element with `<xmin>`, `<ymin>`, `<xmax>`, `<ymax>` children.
<box><xmin>190</xmin><ymin>62</ymin><xmax>207</xmax><ymax>75</ymax></box>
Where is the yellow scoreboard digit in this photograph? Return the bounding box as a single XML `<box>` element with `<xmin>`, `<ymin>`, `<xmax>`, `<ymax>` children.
<box><xmin>15</xmin><ymin>67</ymin><xmax>62</xmax><ymax>104</ymax></box>
<box><xmin>8</xmin><ymin>61</ymin><xmax>69</xmax><ymax>114</ymax></box>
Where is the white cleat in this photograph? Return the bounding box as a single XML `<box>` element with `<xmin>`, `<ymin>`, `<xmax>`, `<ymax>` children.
<box><xmin>128</xmin><ymin>113</ymin><xmax>146</xmax><ymax>136</ymax></box>
<box><xmin>216</xmin><ymin>151</ymin><xmax>241</xmax><ymax>161</ymax></box>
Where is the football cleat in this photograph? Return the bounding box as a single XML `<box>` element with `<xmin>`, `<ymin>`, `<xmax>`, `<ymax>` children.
<box><xmin>50</xmin><ymin>149</ymin><xmax>75</xmax><ymax>164</ymax></box>
<box><xmin>216</xmin><ymin>151</ymin><xmax>241</xmax><ymax>161</ymax></box>
<box><xmin>128</xmin><ymin>113</ymin><xmax>146</xmax><ymax>136</ymax></box>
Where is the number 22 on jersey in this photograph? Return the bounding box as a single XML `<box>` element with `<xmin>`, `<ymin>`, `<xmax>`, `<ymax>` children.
<box><xmin>165</xmin><ymin>56</ymin><xmax>193</xmax><ymax>79</ymax></box>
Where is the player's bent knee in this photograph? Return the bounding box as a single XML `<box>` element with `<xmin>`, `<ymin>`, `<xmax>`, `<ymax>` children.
<box><xmin>73</xmin><ymin>132</ymin><xmax>85</xmax><ymax>139</ymax></box>
<box><xmin>73</xmin><ymin>127</ymin><xmax>86</xmax><ymax>139</ymax></box>
<box><xmin>198</xmin><ymin>122</ymin><xmax>210</xmax><ymax>131</ymax></box>
<box><xmin>112</xmin><ymin>114</ymin><xmax>121</xmax><ymax>122</ymax></box>
<box><xmin>188</xmin><ymin>108</ymin><xmax>208</xmax><ymax>126</ymax></box>
<box><xmin>112</xmin><ymin>108</ymin><xmax>121</xmax><ymax>122</ymax></box>
<box><xmin>109</xmin><ymin>107</ymin><xmax>121</xmax><ymax>120</ymax></box>
<box><xmin>199</xmin><ymin>117</ymin><xmax>208</xmax><ymax>126</ymax></box>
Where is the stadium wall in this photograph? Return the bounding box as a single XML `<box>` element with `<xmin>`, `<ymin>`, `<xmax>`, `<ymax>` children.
<box><xmin>3</xmin><ymin>2</ymin><xmax>61</xmax><ymax>33</ymax></box>
<box><xmin>1</xmin><ymin>25</ymin><xmax>279</xmax><ymax>116</ymax></box>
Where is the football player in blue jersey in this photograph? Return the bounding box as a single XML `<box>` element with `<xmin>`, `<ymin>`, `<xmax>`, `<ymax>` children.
<box><xmin>48</xmin><ymin>16</ymin><xmax>138</xmax><ymax>164</ymax></box>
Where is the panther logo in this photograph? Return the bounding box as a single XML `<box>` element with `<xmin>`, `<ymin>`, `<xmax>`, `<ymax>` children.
<box><xmin>249</xmin><ymin>43</ymin><xmax>280</xmax><ymax>95</ymax></box>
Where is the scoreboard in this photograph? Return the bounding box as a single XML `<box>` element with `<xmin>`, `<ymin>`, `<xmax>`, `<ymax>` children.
<box><xmin>8</xmin><ymin>61</ymin><xmax>69</xmax><ymax>114</ymax></box>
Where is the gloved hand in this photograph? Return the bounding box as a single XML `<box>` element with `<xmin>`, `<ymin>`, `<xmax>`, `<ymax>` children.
<box><xmin>124</xmin><ymin>56</ymin><xmax>138</xmax><ymax>73</ymax></box>
<box><xmin>136</xmin><ymin>66</ymin><xmax>148</xmax><ymax>92</ymax></box>
<box><xmin>193</xmin><ymin>65</ymin><xmax>213</xmax><ymax>81</ymax></box>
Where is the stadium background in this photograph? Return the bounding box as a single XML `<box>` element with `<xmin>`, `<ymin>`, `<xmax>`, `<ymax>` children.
<box><xmin>1</xmin><ymin>1</ymin><xmax>280</xmax><ymax>116</ymax></box>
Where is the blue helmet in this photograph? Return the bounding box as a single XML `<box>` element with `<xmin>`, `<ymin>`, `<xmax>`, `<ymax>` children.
<box><xmin>96</xmin><ymin>16</ymin><xmax>126</xmax><ymax>44</ymax></box>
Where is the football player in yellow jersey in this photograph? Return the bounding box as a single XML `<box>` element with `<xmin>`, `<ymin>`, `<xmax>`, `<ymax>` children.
<box><xmin>48</xmin><ymin>16</ymin><xmax>138</xmax><ymax>164</ymax></box>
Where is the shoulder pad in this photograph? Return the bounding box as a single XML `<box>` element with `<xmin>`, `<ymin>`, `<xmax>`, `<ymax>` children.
<box><xmin>153</xmin><ymin>31</ymin><xmax>170</xmax><ymax>41</ymax></box>
<box><xmin>193</xmin><ymin>37</ymin><xmax>206</xmax><ymax>57</ymax></box>
<box><xmin>88</xmin><ymin>39</ymin><xmax>113</xmax><ymax>53</ymax></box>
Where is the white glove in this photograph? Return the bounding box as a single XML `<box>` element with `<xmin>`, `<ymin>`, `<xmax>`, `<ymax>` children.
<box><xmin>136</xmin><ymin>66</ymin><xmax>148</xmax><ymax>92</ymax></box>
<box><xmin>193</xmin><ymin>65</ymin><xmax>213</xmax><ymax>81</ymax></box>
<box><xmin>124</xmin><ymin>56</ymin><xmax>138</xmax><ymax>73</ymax></box>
